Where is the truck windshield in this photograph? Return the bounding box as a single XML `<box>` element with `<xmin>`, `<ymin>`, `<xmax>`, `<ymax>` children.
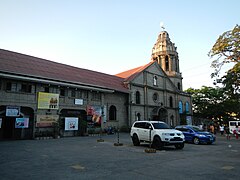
<box><xmin>152</xmin><ymin>122</ymin><xmax>170</xmax><ymax>129</ymax></box>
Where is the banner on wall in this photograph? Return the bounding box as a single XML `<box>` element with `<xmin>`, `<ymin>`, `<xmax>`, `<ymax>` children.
<box><xmin>36</xmin><ymin>115</ymin><xmax>59</xmax><ymax>127</ymax></box>
<box><xmin>65</xmin><ymin>117</ymin><xmax>78</xmax><ymax>131</ymax></box>
<box><xmin>6</xmin><ymin>106</ymin><xmax>20</xmax><ymax>117</ymax></box>
<box><xmin>179</xmin><ymin>101</ymin><xmax>183</xmax><ymax>114</ymax></box>
<box><xmin>38</xmin><ymin>92</ymin><xmax>59</xmax><ymax>109</ymax></box>
<box><xmin>87</xmin><ymin>105</ymin><xmax>102</xmax><ymax>125</ymax></box>
<box><xmin>186</xmin><ymin>116</ymin><xmax>192</xmax><ymax>125</ymax></box>
<box><xmin>15</xmin><ymin>118</ymin><xmax>29</xmax><ymax>128</ymax></box>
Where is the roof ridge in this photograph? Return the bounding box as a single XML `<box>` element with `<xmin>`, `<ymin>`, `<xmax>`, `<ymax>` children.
<box><xmin>0</xmin><ymin>48</ymin><xmax>128</xmax><ymax>93</ymax></box>
<box><xmin>0</xmin><ymin>48</ymin><xmax>123</xmax><ymax>79</ymax></box>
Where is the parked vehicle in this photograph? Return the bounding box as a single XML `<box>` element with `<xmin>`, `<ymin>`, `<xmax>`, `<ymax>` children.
<box><xmin>229</xmin><ymin>121</ymin><xmax>240</xmax><ymax>134</ymax></box>
<box><xmin>175</xmin><ymin>125</ymin><xmax>216</xmax><ymax>145</ymax></box>
<box><xmin>130</xmin><ymin>121</ymin><xmax>185</xmax><ymax>150</ymax></box>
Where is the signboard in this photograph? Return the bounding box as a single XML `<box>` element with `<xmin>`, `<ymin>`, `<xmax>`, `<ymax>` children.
<box><xmin>15</xmin><ymin>118</ymin><xmax>29</xmax><ymax>128</ymax></box>
<box><xmin>87</xmin><ymin>105</ymin><xmax>102</xmax><ymax>125</ymax></box>
<box><xmin>6</xmin><ymin>106</ymin><xmax>20</xmax><ymax>117</ymax></box>
<box><xmin>74</xmin><ymin>99</ymin><xmax>83</xmax><ymax>105</ymax></box>
<box><xmin>38</xmin><ymin>92</ymin><xmax>59</xmax><ymax>109</ymax></box>
<box><xmin>65</xmin><ymin>117</ymin><xmax>78</xmax><ymax>131</ymax></box>
<box><xmin>36</xmin><ymin>115</ymin><xmax>59</xmax><ymax>127</ymax></box>
<box><xmin>179</xmin><ymin>101</ymin><xmax>183</xmax><ymax>114</ymax></box>
<box><xmin>186</xmin><ymin>102</ymin><xmax>190</xmax><ymax>114</ymax></box>
<box><xmin>186</xmin><ymin>116</ymin><xmax>192</xmax><ymax>125</ymax></box>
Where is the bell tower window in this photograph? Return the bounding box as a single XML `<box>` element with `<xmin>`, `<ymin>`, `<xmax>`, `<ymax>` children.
<box><xmin>177</xmin><ymin>82</ymin><xmax>181</xmax><ymax>90</ymax></box>
<box><xmin>165</xmin><ymin>56</ymin><xmax>169</xmax><ymax>71</ymax></box>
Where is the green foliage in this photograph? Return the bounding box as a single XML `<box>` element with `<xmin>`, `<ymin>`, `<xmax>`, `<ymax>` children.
<box><xmin>185</xmin><ymin>86</ymin><xmax>240</xmax><ymax>123</ymax></box>
<box><xmin>221</xmin><ymin>62</ymin><xmax>240</xmax><ymax>95</ymax></box>
<box><xmin>185</xmin><ymin>86</ymin><xmax>225</xmax><ymax>119</ymax></box>
<box><xmin>209</xmin><ymin>24</ymin><xmax>240</xmax><ymax>74</ymax></box>
<box><xmin>203</xmin><ymin>25</ymin><xmax>240</xmax><ymax>123</ymax></box>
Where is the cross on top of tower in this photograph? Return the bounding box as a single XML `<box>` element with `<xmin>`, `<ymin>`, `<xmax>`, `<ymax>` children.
<box><xmin>160</xmin><ymin>22</ymin><xmax>165</xmax><ymax>31</ymax></box>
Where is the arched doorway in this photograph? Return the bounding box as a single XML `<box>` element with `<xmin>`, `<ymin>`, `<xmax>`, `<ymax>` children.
<box><xmin>59</xmin><ymin>109</ymin><xmax>87</xmax><ymax>137</ymax></box>
<box><xmin>151</xmin><ymin>107</ymin><xmax>168</xmax><ymax>122</ymax></box>
<box><xmin>0</xmin><ymin>106</ymin><xmax>34</xmax><ymax>140</ymax></box>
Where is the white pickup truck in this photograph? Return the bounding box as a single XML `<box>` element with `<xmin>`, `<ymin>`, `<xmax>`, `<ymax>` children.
<box><xmin>130</xmin><ymin>121</ymin><xmax>185</xmax><ymax>150</ymax></box>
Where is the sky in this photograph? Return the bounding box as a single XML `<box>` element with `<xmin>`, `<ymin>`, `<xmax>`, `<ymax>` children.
<box><xmin>0</xmin><ymin>0</ymin><xmax>239</xmax><ymax>90</ymax></box>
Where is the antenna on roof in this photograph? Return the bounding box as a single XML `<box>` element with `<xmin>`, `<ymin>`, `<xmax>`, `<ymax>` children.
<box><xmin>160</xmin><ymin>22</ymin><xmax>165</xmax><ymax>31</ymax></box>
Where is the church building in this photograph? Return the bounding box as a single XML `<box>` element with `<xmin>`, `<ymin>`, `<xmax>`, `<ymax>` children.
<box><xmin>0</xmin><ymin>29</ymin><xmax>192</xmax><ymax>140</ymax></box>
<box><xmin>116</xmin><ymin>30</ymin><xmax>191</xmax><ymax>126</ymax></box>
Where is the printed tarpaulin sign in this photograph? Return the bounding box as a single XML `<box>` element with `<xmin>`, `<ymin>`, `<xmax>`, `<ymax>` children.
<box><xmin>65</xmin><ymin>117</ymin><xmax>78</xmax><ymax>130</ymax></box>
<box><xmin>87</xmin><ymin>105</ymin><xmax>102</xmax><ymax>125</ymax></box>
<box><xmin>186</xmin><ymin>116</ymin><xmax>192</xmax><ymax>125</ymax></box>
<box><xmin>179</xmin><ymin>101</ymin><xmax>183</xmax><ymax>114</ymax></box>
<box><xmin>15</xmin><ymin>118</ymin><xmax>29</xmax><ymax>128</ymax></box>
<box><xmin>6</xmin><ymin>106</ymin><xmax>20</xmax><ymax>117</ymax></box>
<box><xmin>36</xmin><ymin>115</ymin><xmax>59</xmax><ymax>127</ymax></box>
<box><xmin>38</xmin><ymin>92</ymin><xmax>59</xmax><ymax>109</ymax></box>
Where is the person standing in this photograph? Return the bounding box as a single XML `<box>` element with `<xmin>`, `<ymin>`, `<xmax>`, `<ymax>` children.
<box><xmin>234</xmin><ymin>125</ymin><xmax>239</xmax><ymax>139</ymax></box>
<box><xmin>219</xmin><ymin>125</ymin><xmax>224</xmax><ymax>136</ymax></box>
<box><xmin>210</xmin><ymin>124</ymin><xmax>214</xmax><ymax>134</ymax></box>
<box><xmin>225</xmin><ymin>125</ymin><xmax>231</xmax><ymax>140</ymax></box>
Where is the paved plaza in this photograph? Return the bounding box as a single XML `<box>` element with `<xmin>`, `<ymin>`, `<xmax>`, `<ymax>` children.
<box><xmin>0</xmin><ymin>133</ymin><xmax>239</xmax><ymax>180</ymax></box>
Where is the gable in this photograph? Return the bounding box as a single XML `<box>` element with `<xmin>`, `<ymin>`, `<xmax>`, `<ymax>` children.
<box><xmin>120</xmin><ymin>61</ymin><xmax>178</xmax><ymax>92</ymax></box>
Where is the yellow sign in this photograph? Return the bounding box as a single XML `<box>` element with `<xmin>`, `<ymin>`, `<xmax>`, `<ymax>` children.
<box><xmin>38</xmin><ymin>92</ymin><xmax>59</xmax><ymax>109</ymax></box>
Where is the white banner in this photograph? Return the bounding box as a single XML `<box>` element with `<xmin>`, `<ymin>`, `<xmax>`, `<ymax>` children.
<box><xmin>65</xmin><ymin>117</ymin><xmax>78</xmax><ymax>131</ymax></box>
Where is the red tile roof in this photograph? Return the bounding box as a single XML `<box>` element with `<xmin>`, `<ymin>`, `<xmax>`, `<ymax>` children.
<box><xmin>116</xmin><ymin>61</ymin><xmax>154</xmax><ymax>82</ymax></box>
<box><xmin>0</xmin><ymin>49</ymin><xmax>128</xmax><ymax>93</ymax></box>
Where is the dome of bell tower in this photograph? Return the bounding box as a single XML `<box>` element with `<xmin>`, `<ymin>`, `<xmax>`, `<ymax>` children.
<box><xmin>151</xmin><ymin>29</ymin><xmax>183</xmax><ymax>91</ymax></box>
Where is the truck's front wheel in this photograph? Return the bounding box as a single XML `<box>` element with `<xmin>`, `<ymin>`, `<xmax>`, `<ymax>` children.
<box><xmin>152</xmin><ymin>136</ymin><xmax>163</xmax><ymax>150</ymax></box>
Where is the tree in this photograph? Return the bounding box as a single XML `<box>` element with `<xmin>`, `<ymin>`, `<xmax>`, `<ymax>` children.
<box><xmin>185</xmin><ymin>86</ymin><xmax>225</xmax><ymax>119</ymax></box>
<box><xmin>221</xmin><ymin>62</ymin><xmax>240</xmax><ymax>94</ymax></box>
<box><xmin>187</xmin><ymin>25</ymin><xmax>240</xmax><ymax>124</ymax></box>
<box><xmin>185</xmin><ymin>86</ymin><xmax>240</xmax><ymax>124</ymax></box>
<box><xmin>209</xmin><ymin>24</ymin><xmax>240</xmax><ymax>79</ymax></box>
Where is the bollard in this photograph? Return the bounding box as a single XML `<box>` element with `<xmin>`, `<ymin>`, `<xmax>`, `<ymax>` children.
<box><xmin>114</xmin><ymin>129</ymin><xmax>123</xmax><ymax>146</ymax></box>
<box><xmin>145</xmin><ymin>127</ymin><xmax>156</xmax><ymax>153</ymax></box>
<box><xmin>97</xmin><ymin>128</ymin><xmax>104</xmax><ymax>142</ymax></box>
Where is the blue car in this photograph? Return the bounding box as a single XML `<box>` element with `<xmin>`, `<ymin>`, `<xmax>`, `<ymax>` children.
<box><xmin>175</xmin><ymin>125</ymin><xmax>216</xmax><ymax>145</ymax></box>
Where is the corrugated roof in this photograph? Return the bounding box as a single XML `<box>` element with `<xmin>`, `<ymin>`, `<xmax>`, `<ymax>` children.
<box><xmin>0</xmin><ymin>49</ymin><xmax>128</xmax><ymax>93</ymax></box>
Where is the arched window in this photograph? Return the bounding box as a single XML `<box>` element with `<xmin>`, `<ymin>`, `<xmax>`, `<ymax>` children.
<box><xmin>179</xmin><ymin>101</ymin><xmax>183</xmax><ymax>114</ymax></box>
<box><xmin>185</xmin><ymin>102</ymin><xmax>189</xmax><ymax>114</ymax></box>
<box><xmin>109</xmin><ymin>105</ymin><xmax>117</xmax><ymax>120</ymax></box>
<box><xmin>153</xmin><ymin>92</ymin><xmax>159</xmax><ymax>102</ymax></box>
<box><xmin>153</xmin><ymin>75</ymin><xmax>157</xmax><ymax>86</ymax></box>
<box><xmin>169</xmin><ymin>96</ymin><xmax>173</xmax><ymax>108</ymax></box>
<box><xmin>165</xmin><ymin>56</ymin><xmax>169</xmax><ymax>71</ymax></box>
<box><xmin>136</xmin><ymin>91</ymin><xmax>140</xmax><ymax>104</ymax></box>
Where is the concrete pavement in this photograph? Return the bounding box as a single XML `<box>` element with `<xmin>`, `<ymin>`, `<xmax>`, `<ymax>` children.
<box><xmin>0</xmin><ymin>133</ymin><xmax>239</xmax><ymax>180</ymax></box>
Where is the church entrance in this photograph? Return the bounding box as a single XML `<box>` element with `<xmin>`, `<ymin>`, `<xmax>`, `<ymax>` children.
<box><xmin>151</xmin><ymin>107</ymin><xmax>168</xmax><ymax>122</ymax></box>
<box><xmin>0</xmin><ymin>106</ymin><xmax>34</xmax><ymax>140</ymax></box>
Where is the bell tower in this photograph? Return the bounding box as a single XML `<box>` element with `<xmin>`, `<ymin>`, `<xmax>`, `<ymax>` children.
<box><xmin>151</xmin><ymin>28</ymin><xmax>183</xmax><ymax>91</ymax></box>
